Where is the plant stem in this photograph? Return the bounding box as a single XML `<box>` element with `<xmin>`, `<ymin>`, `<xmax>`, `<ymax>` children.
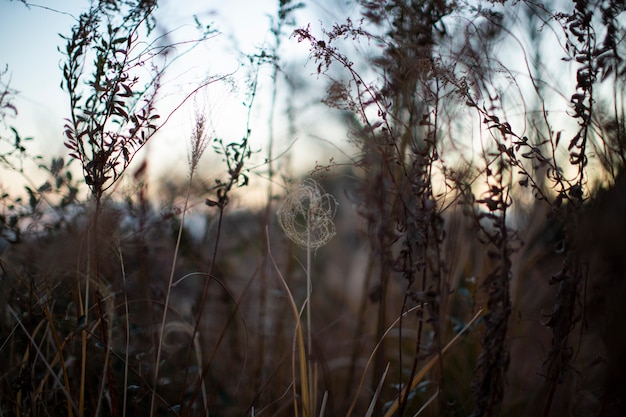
<box><xmin>306</xmin><ymin>205</ymin><xmax>313</xmax><ymax>417</ymax></box>
<box><xmin>150</xmin><ymin>178</ymin><xmax>193</xmax><ymax>417</ymax></box>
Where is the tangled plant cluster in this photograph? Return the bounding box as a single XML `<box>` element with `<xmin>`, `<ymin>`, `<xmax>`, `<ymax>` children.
<box><xmin>277</xmin><ymin>178</ymin><xmax>337</xmax><ymax>250</ymax></box>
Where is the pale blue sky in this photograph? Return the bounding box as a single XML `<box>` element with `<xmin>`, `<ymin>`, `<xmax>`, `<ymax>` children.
<box><xmin>1</xmin><ymin>1</ymin><xmax>86</xmax><ymax>154</ymax></box>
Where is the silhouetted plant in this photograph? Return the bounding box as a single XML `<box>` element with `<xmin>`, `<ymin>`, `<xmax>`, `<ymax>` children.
<box><xmin>0</xmin><ymin>66</ymin><xmax>17</xmax><ymax>123</ymax></box>
<box><xmin>277</xmin><ymin>178</ymin><xmax>337</xmax><ymax>416</ymax></box>
<box><xmin>61</xmin><ymin>0</ymin><xmax>160</xmax><ymax>203</ymax></box>
<box><xmin>3</xmin><ymin>1</ymin><xmax>626</xmax><ymax>416</ymax></box>
<box><xmin>59</xmin><ymin>2</ymin><xmax>163</xmax><ymax>413</ymax></box>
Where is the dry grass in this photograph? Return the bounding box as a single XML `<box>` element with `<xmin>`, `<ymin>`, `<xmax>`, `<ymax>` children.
<box><xmin>2</xmin><ymin>0</ymin><xmax>626</xmax><ymax>416</ymax></box>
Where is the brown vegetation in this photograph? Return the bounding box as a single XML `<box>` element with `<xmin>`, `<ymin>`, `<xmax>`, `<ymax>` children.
<box><xmin>1</xmin><ymin>1</ymin><xmax>626</xmax><ymax>416</ymax></box>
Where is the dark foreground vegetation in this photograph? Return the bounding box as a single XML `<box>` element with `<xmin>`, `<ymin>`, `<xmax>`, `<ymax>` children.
<box><xmin>1</xmin><ymin>0</ymin><xmax>626</xmax><ymax>416</ymax></box>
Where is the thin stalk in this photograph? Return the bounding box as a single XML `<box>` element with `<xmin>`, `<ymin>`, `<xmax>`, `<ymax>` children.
<box><xmin>382</xmin><ymin>308</ymin><xmax>484</xmax><ymax>417</ymax></box>
<box><xmin>345</xmin><ymin>256</ymin><xmax>374</xmax><ymax>405</ymax></box>
<box><xmin>150</xmin><ymin>178</ymin><xmax>193</xmax><ymax>417</ymax></box>
<box><xmin>78</xmin><ymin>216</ymin><xmax>92</xmax><ymax>417</ymax></box>
<box><xmin>181</xmin><ymin>267</ymin><xmax>258</xmax><ymax>416</ymax></box>
<box><xmin>78</xmin><ymin>281</ymin><xmax>87</xmax><ymax>417</ymax></box>
<box><xmin>256</xmin><ymin>10</ymin><xmax>281</xmax><ymax>394</ymax></box>
<box><xmin>117</xmin><ymin>243</ymin><xmax>130</xmax><ymax>417</ymax></box>
<box><xmin>306</xmin><ymin>206</ymin><xmax>313</xmax><ymax>417</ymax></box>
<box><xmin>266</xmin><ymin>228</ymin><xmax>310</xmax><ymax>417</ymax></box>
<box><xmin>345</xmin><ymin>305</ymin><xmax>423</xmax><ymax>417</ymax></box>
<box><xmin>79</xmin><ymin>197</ymin><xmax>102</xmax><ymax>417</ymax></box>
<box><xmin>95</xmin><ymin>306</ymin><xmax>113</xmax><ymax>417</ymax></box>
<box><xmin>276</xmin><ymin>179</ymin><xmax>335</xmax><ymax>415</ymax></box>
<box><xmin>180</xmin><ymin>205</ymin><xmax>226</xmax><ymax>416</ymax></box>
<box><xmin>41</xmin><ymin>303</ymin><xmax>74</xmax><ymax>417</ymax></box>
<box><xmin>9</xmin><ymin>306</ymin><xmax>79</xmax><ymax>415</ymax></box>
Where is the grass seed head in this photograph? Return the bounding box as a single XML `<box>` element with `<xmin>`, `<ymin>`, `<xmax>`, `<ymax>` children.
<box><xmin>277</xmin><ymin>178</ymin><xmax>337</xmax><ymax>249</ymax></box>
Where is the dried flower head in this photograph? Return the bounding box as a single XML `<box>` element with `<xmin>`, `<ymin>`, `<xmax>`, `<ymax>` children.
<box><xmin>188</xmin><ymin>111</ymin><xmax>210</xmax><ymax>176</ymax></box>
<box><xmin>277</xmin><ymin>179</ymin><xmax>337</xmax><ymax>249</ymax></box>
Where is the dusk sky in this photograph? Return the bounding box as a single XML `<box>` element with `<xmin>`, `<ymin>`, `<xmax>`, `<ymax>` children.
<box><xmin>0</xmin><ymin>0</ymin><xmax>357</xmax><ymax>203</ymax></box>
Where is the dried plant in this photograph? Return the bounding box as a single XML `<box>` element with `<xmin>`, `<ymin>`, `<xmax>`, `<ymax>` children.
<box><xmin>3</xmin><ymin>1</ymin><xmax>626</xmax><ymax>416</ymax></box>
<box><xmin>293</xmin><ymin>0</ymin><xmax>626</xmax><ymax>416</ymax></box>
<box><xmin>59</xmin><ymin>2</ymin><xmax>164</xmax><ymax>413</ymax></box>
<box><xmin>277</xmin><ymin>178</ymin><xmax>337</xmax><ymax>250</ymax></box>
<box><xmin>61</xmin><ymin>0</ymin><xmax>161</xmax><ymax>203</ymax></box>
<box><xmin>277</xmin><ymin>178</ymin><xmax>337</xmax><ymax>416</ymax></box>
<box><xmin>150</xmin><ymin>109</ymin><xmax>212</xmax><ymax>417</ymax></box>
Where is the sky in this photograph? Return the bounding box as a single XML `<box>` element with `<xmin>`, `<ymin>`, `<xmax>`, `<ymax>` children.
<box><xmin>1</xmin><ymin>0</ymin><xmax>601</xmax><ymax>210</ymax></box>
<box><xmin>0</xmin><ymin>1</ymin><xmax>81</xmax><ymax>155</ymax></box>
<box><xmin>0</xmin><ymin>0</ymin><xmax>359</xmax><ymax>205</ymax></box>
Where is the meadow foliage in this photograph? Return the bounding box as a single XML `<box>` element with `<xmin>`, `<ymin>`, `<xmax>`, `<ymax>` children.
<box><xmin>1</xmin><ymin>1</ymin><xmax>626</xmax><ymax>416</ymax></box>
